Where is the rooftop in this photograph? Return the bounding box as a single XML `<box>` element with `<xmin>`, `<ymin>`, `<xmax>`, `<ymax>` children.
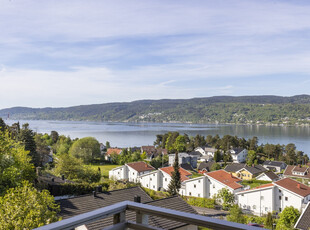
<box><xmin>284</xmin><ymin>165</ymin><xmax>310</xmax><ymax>178</ymax></box>
<box><xmin>262</xmin><ymin>161</ymin><xmax>286</xmax><ymax>167</ymax></box>
<box><xmin>160</xmin><ymin>166</ymin><xmax>192</xmax><ymax>182</ymax></box>
<box><xmin>207</xmin><ymin>170</ymin><xmax>243</xmax><ymax>190</ymax></box>
<box><xmin>274</xmin><ymin>178</ymin><xmax>310</xmax><ymax>197</ymax></box>
<box><xmin>295</xmin><ymin>202</ymin><xmax>310</xmax><ymax>230</ymax></box>
<box><xmin>259</xmin><ymin>171</ymin><xmax>279</xmax><ymax>181</ymax></box>
<box><xmin>126</xmin><ymin>161</ymin><xmax>155</xmax><ymax>173</ymax></box>
<box><xmin>106</xmin><ymin>148</ymin><xmax>122</xmax><ymax>156</ymax></box>
<box><xmin>237</xmin><ymin>183</ymin><xmax>274</xmax><ymax>194</ymax></box>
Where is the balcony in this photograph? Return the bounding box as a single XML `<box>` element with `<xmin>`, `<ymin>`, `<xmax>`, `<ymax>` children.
<box><xmin>34</xmin><ymin>201</ymin><xmax>266</xmax><ymax>230</ymax></box>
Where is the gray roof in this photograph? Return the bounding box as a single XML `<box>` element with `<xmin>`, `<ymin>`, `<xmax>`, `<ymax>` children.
<box><xmin>225</xmin><ymin>163</ymin><xmax>267</xmax><ymax>175</ymax></box>
<box><xmin>188</xmin><ymin>151</ymin><xmax>202</xmax><ymax>157</ymax></box>
<box><xmin>58</xmin><ymin>186</ymin><xmax>197</xmax><ymax>230</ymax></box>
<box><xmin>295</xmin><ymin>202</ymin><xmax>310</xmax><ymax>230</ymax></box>
<box><xmin>198</xmin><ymin>161</ymin><xmax>216</xmax><ymax>171</ymax></box>
<box><xmin>262</xmin><ymin>161</ymin><xmax>286</xmax><ymax>167</ymax></box>
<box><xmin>224</xmin><ymin>163</ymin><xmax>245</xmax><ymax>172</ymax></box>
<box><xmin>230</xmin><ymin>148</ymin><xmax>244</xmax><ymax>155</ymax></box>
<box><xmin>259</xmin><ymin>171</ymin><xmax>279</xmax><ymax>181</ymax></box>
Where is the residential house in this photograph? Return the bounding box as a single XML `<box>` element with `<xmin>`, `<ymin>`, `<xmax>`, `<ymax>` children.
<box><xmin>194</xmin><ymin>147</ymin><xmax>206</xmax><ymax>156</ymax></box>
<box><xmin>57</xmin><ymin>186</ymin><xmax>198</xmax><ymax>230</ymax></box>
<box><xmin>99</xmin><ymin>143</ymin><xmax>106</xmax><ymax>154</ymax></box>
<box><xmin>180</xmin><ymin>176</ymin><xmax>207</xmax><ymax>198</ymax></box>
<box><xmin>205</xmin><ymin>170</ymin><xmax>243</xmax><ymax>198</ymax></box>
<box><xmin>228</xmin><ymin>148</ymin><xmax>248</xmax><ymax>163</ymax></box>
<box><xmin>237</xmin><ymin>178</ymin><xmax>310</xmax><ymax>216</ymax></box>
<box><xmin>283</xmin><ymin>165</ymin><xmax>310</xmax><ymax>179</ymax></box>
<box><xmin>205</xmin><ymin>147</ymin><xmax>219</xmax><ymax>158</ymax></box>
<box><xmin>262</xmin><ymin>161</ymin><xmax>287</xmax><ymax>173</ymax></box>
<box><xmin>159</xmin><ymin>166</ymin><xmax>192</xmax><ymax>191</ymax></box>
<box><xmin>224</xmin><ymin>163</ymin><xmax>267</xmax><ymax>180</ymax></box>
<box><xmin>237</xmin><ymin>183</ymin><xmax>275</xmax><ymax>216</ymax></box>
<box><xmin>139</xmin><ymin>170</ymin><xmax>162</xmax><ymax>191</ymax></box>
<box><xmin>169</xmin><ymin>153</ymin><xmax>198</xmax><ymax>169</ymax></box>
<box><xmin>256</xmin><ymin>171</ymin><xmax>279</xmax><ymax>182</ymax></box>
<box><xmin>141</xmin><ymin>146</ymin><xmax>167</xmax><ymax>161</ymax></box>
<box><xmin>109</xmin><ymin>161</ymin><xmax>155</xmax><ymax>182</ymax></box>
<box><xmin>295</xmin><ymin>202</ymin><xmax>310</xmax><ymax>230</ymax></box>
<box><xmin>105</xmin><ymin>148</ymin><xmax>122</xmax><ymax>161</ymax></box>
<box><xmin>197</xmin><ymin>161</ymin><xmax>216</xmax><ymax>174</ymax></box>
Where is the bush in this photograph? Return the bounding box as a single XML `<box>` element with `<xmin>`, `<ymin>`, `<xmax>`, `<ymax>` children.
<box><xmin>183</xmin><ymin>196</ymin><xmax>216</xmax><ymax>209</ymax></box>
<box><xmin>58</xmin><ymin>182</ymin><xmax>109</xmax><ymax>196</ymax></box>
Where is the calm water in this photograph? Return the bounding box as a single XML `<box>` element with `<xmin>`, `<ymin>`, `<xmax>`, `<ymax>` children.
<box><xmin>5</xmin><ymin>120</ymin><xmax>310</xmax><ymax>155</ymax></box>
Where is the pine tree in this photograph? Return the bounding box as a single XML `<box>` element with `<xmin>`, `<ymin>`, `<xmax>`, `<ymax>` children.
<box><xmin>167</xmin><ymin>152</ymin><xmax>181</xmax><ymax>196</ymax></box>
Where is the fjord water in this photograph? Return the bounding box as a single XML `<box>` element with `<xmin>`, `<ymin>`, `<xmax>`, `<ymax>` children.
<box><xmin>5</xmin><ymin>120</ymin><xmax>310</xmax><ymax>156</ymax></box>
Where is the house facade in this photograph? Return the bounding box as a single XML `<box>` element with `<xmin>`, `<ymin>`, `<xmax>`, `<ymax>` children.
<box><xmin>228</xmin><ymin>148</ymin><xmax>248</xmax><ymax>163</ymax></box>
<box><xmin>237</xmin><ymin>178</ymin><xmax>310</xmax><ymax>216</ymax></box>
<box><xmin>139</xmin><ymin>170</ymin><xmax>162</xmax><ymax>191</ymax></box>
<box><xmin>180</xmin><ymin>176</ymin><xmax>207</xmax><ymax>198</ymax></box>
<box><xmin>169</xmin><ymin>153</ymin><xmax>198</xmax><ymax>169</ymax></box>
<box><xmin>159</xmin><ymin>166</ymin><xmax>192</xmax><ymax>191</ymax></box>
<box><xmin>262</xmin><ymin>161</ymin><xmax>287</xmax><ymax>173</ymax></box>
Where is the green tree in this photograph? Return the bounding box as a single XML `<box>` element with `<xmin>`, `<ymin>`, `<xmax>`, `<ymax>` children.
<box><xmin>69</xmin><ymin>137</ymin><xmax>101</xmax><ymax>164</ymax></box>
<box><xmin>276</xmin><ymin>206</ymin><xmax>300</xmax><ymax>230</ymax></box>
<box><xmin>0</xmin><ymin>181</ymin><xmax>60</xmax><ymax>229</ymax></box>
<box><xmin>19</xmin><ymin>123</ymin><xmax>39</xmax><ymax>166</ymax></box>
<box><xmin>0</xmin><ymin>118</ymin><xmax>6</xmax><ymax>132</ymax></box>
<box><xmin>0</xmin><ymin>131</ymin><xmax>35</xmax><ymax>194</ymax></box>
<box><xmin>210</xmin><ymin>163</ymin><xmax>221</xmax><ymax>171</ymax></box>
<box><xmin>174</xmin><ymin>135</ymin><xmax>187</xmax><ymax>152</ymax></box>
<box><xmin>167</xmin><ymin>152</ymin><xmax>181</xmax><ymax>196</ymax></box>
<box><xmin>54</xmin><ymin>154</ymin><xmax>100</xmax><ymax>183</ymax></box>
<box><xmin>246</xmin><ymin>150</ymin><xmax>257</xmax><ymax>166</ymax></box>
<box><xmin>214</xmin><ymin>150</ymin><xmax>221</xmax><ymax>162</ymax></box>
<box><xmin>50</xmin><ymin>131</ymin><xmax>59</xmax><ymax>144</ymax></box>
<box><xmin>105</xmin><ymin>141</ymin><xmax>110</xmax><ymax>149</ymax></box>
<box><xmin>53</xmin><ymin>135</ymin><xmax>72</xmax><ymax>155</ymax></box>
<box><xmin>265</xmin><ymin>212</ymin><xmax>274</xmax><ymax>229</ymax></box>
<box><xmin>226</xmin><ymin>205</ymin><xmax>246</xmax><ymax>224</ymax></box>
<box><xmin>215</xmin><ymin>188</ymin><xmax>235</xmax><ymax>210</ymax></box>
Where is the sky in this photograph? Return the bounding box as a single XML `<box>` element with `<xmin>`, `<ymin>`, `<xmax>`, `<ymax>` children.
<box><xmin>1</xmin><ymin>0</ymin><xmax>310</xmax><ymax>109</ymax></box>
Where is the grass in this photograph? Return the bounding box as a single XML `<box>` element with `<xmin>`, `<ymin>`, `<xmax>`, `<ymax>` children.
<box><xmin>89</xmin><ymin>164</ymin><xmax>122</xmax><ymax>178</ymax></box>
<box><xmin>241</xmin><ymin>180</ymin><xmax>271</xmax><ymax>189</ymax></box>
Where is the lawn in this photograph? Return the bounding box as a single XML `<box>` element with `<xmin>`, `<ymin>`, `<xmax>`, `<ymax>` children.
<box><xmin>89</xmin><ymin>164</ymin><xmax>122</xmax><ymax>178</ymax></box>
<box><xmin>241</xmin><ymin>180</ymin><xmax>271</xmax><ymax>189</ymax></box>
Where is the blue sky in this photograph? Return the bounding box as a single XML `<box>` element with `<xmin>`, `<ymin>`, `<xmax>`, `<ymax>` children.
<box><xmin>1</xmin><ymin>0</ymin><xmax>310</xmax><ymax>109</ymax></box>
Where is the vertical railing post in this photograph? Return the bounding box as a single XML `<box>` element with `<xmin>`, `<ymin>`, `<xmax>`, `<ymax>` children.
<box><xmin>113</xmin><ymin>211</ymin><xmax>126</xmax><ymax>225</ymax></box>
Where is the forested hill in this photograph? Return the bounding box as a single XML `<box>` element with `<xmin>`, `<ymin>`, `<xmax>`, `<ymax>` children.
<box><xmin>1</xmin><ymin>95</ymin><xmax>310</xmax><ymax>125</ymax></box>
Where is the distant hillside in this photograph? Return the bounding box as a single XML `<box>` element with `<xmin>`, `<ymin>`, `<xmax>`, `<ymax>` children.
<box><xmin>1</xmin><ymin>95</ymin><xmax>310</xmax><ymax>125</ymax></box>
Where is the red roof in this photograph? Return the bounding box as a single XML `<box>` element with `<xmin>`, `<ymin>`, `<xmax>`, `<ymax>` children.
<box><xmin>207</xmin><ymin>170</ymin><xmax>243</xmax><ymax>190</ymax></box>
<box><xmin>126</xmin><ymin>162</ymin><xmax>155</xmax><ymax>173</ymax></box>
<box><xmin>283</xmin><ymin>165</ymin><xmax>310</xmax><ymax>179</ymax></box>
<box><xmin>106</xmin><ymin>148</ymin><xmax>122</xmax><ymax>156</ymax></box>
<box><xmin>160</xmin><ymin>166</ymin><xmax>192</xmax><ymax>182</ymax></box>
<box><xmin>274</xmin><ymin>178</ymin><xmax>310</xmax><ymax>197</ymax></box>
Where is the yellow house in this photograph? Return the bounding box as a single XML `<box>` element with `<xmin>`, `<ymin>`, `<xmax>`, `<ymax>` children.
<box><xmin>235</xmin><ymin>169</ymin><xmax>255</xmax><ymax>180</ymax></box>
<box><xmin>225</xmin><ymin>163</ymin><xmax>267</xmax><ymax>180</ymax></box>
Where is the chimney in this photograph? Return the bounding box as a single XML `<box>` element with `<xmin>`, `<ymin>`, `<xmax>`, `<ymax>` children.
<box><xmin>93</xmin><ymin>190</ymin><xmax>97</xmax><ymax>198</ymax></box>
<box><xmin>61</xmin><ymin>175</ymin><xmax>65</xmax><ymax>181</ymax></box>
<box><xmin>134</xmin><ymin>195</ymin><xmax>141</xmax><ymax>203</ymax></box>
<box><xmin>297</xmin><ymin>184</ymin><xmax>301</xmax><ymax>189</ymax></box>
<box><xmin>96</xmin><ymin>186</ymin><xmax>102</xmax><ymax>193</ymax></box>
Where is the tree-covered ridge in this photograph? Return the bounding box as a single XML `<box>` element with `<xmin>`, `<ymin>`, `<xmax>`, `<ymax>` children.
<box><xmin>1</xmin><ymin>95</ymin><xmax>310</xmax><ymax>125</ymax></box>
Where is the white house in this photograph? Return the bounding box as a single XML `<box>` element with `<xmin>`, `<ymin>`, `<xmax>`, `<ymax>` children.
<box><xmin>138</xmin><ymin>170</ymin><xmax>162</xmax><ymax>191</ymax></box>
<box><xmin>159</xmin><ymin>166</ymin><xmax>192</xmax><ymax>191</ymax></box>
<box><xmin>204</xmin><ymin>147</ymin><xmax>219</xmax><ymax>157</ymax></box>
<box><xmin>109</xmin><ymin>162</ymin><xmax>155</xmax><ymax>183</ymax></box>
<box><xmin>205</xmin><ymin>170</ymin><xmax>243</xmax><ymax>198</ymax></box>
<box><xmin>237</xmin><ymin>183</ymin><xmax>275</xmax><ymax>216</ymax></box>
<box><xmin>256</xmin><ymin>171</ymin><xmax>279</xmax><ymax>182</ymax></box>
<box><xmin>237</xmin><ymin>178</ymin><xmax>310</xmax><ymax>216</ymax></box>
<box><xmin>228</xmin><ymin>148</ymin><xmax>248</xmax><ymax>163</ymax></box>
<box><xmin>179</xmin><ymin>176</ymin><xmax>207</xmax><ymax>198</ymax></box>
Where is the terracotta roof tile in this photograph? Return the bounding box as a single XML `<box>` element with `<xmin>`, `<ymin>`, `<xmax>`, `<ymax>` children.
<box><xmin>207</xmin><ymin>170</ymin><xmax>243</xmax><ymax>190</ymax></box>
<box><xmin>126</xmin><ymin>161</ymin><xmax>155</xmax><ymax>173</ymax></box>
<box><xmin>274</xmin><ymin>178</ymin><xmax>310</xmax><ymax>197</ymax></box>
<box><xmin>160</xmin><ymin>166</ymin><xmax>192</xmax><ymax>182</ymax></box>
<box><xmin>106</xmin><ymin>148</ymin><xmax>122</xmax><ymax>156</ymax></box>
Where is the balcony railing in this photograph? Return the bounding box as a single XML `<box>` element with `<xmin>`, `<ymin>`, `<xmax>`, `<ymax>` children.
<box><xmin>34</xmin><ymin>201</ymin><xmax>267</xmax><ymax>230</ymax></box>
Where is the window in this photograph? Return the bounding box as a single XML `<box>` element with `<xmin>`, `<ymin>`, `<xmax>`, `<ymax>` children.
<box><xmin>165</xmin><ymin>178</ymin><xmax>167</xmax><ymax>182</ymax></box>
<box><xmin>279</xmin><ymin>189</ymin><xmax>281</xmax><ymax>193</ymax></box>
<box><xmin>265</xmin><ymin>207</ymin><xmax>268</xmax><ymax>211</ymax></box>
<box><xmin>198</xmin><ymin>194</ymin><xmax>200</xmax><ymax>197</ymax></box>
<box><xmin>133</xmin><ymin>172</ymin><xmax>135</xmax><ymax>175</ymax></box>
<box><xmin>189</xmin><ymin>192</ymin><xmax>192</xmax><ymax>196</ymax></box>
<box><xmin>279</xmin><ymin>196</ymin><xmax>281</xmax><ymax>200</ymax></box>
<box><xmin>153</xmin><ymin>174</ymin><xmax>155</xmax><ymax>177</ymax></box>
<box><xmin>194</xmin><ymin>184</ymin><xmax>196</xmax><ymax>188</ymax></box>
<box><xmin>150</xmin><ymin>178</ymin><xmax>152</xmax><ymax>181</ymax></box>
<box><xmin>153</xmin><ymin>185</ymin><xmax>155</xmax><ymax>189</ymax></box>
<box><xmin>213</xmin><ymin>185</ymin><xmax>215</xmax><ymax>189</ymax></box>
<box><xmin>253</xmin><ymin>205</ymin><xmax>256</xmax><ymax>210</ymax></box>
<box><xmin>198</xmin><ymin>180</ymin><xmax>200</xmax><ymax>183</ymax></box>
<box><xmin>261</xmin><ymin>196</ymin><xmax>264</xmax><ymax>200</ymax></box>
<box><xmin>241</xmin><ymin>194</ymin><xmax>244</xmax><ymax>196</ymax></box>
<box><xmin>285</xmin><ymin>197</ymin><xmax>288</xmax><ymax>201</ymax></box>
<box><xmin>146</xmin><ymin>184</ymin><xmax>148</xmax><ymax>187</ymax></box>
